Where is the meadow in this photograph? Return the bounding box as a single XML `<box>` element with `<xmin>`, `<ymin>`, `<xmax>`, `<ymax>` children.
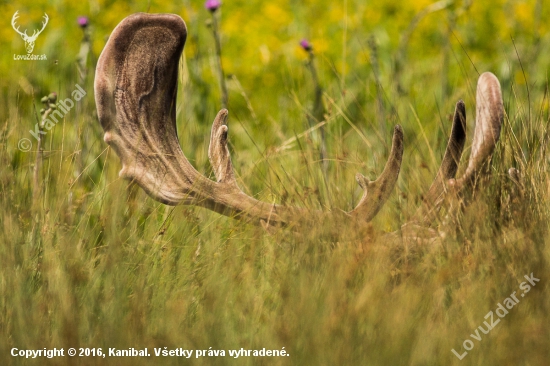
<box><xmin>0</xmin><ymin>0</ymin><xmax>549</xmax><ymax>365</ymax></box>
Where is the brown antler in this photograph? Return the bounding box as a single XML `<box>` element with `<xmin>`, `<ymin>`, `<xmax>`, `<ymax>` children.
<box><xmin>394</xmin><ymin>72</ymin><xmax>504</xmax><ymax>246</ymax></box>
<box><xmin>413</xmin><ymin>72</ymin><xmax>504</xmax><ymax>225</ymax></box>
<box><xmin>415</xmin><ymin>100</ymin><xmax>466</xmax><ymax>221</ymax></box>
<box><xmin>95</xmin><ymin>13</ymin><xmax>403</xmax><ymax>226</ymax></box>
<box><xmin>450</xmin><ymin>72</ymin><xmax>503</xmax><ymax>189</ymax></box>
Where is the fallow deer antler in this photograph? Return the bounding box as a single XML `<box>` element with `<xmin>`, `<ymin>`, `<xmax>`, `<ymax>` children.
<box><xmin>450</xmin><ymin>72</ymin><xmax>504</xmax><ymax>189</ymax></box>
<box><xmin>414</xmin><ymin>72</ymin><xmax>504</xmax><ymax>225</ymax></box>
<box><xmin>94</xmin><ymin>13</ymin><xmax>403</xmax><ymax>226</ymax></box>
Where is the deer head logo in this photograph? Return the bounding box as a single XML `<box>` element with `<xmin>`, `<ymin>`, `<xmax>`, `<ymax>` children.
<box><xmin>11</xmin><ymin>11</ymin><xmax>49</xmax><ymax>54</ymax></box>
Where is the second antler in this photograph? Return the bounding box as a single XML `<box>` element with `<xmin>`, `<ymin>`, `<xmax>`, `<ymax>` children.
<box><xmin>94</xmin><ymin>13</ymin><xmax>504</xmax><ymax>229</ymax></box>
<box><xmin>415</xmin><ymin>72</ymin><xmax>504</xmax><ymax>224</ymax></box>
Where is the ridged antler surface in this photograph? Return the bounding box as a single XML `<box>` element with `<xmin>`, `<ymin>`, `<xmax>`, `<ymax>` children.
<box><xmin>414</xmin><ymin>72</ymin><xmax>504</xmax><ymax>223</ymax></box>
<box><xmin>95</xmin><ymin>13</ymin><xmax>504</xmax><ymax>232</ymax></box>
<box><xmin>94</xmin><ymin>13</ymin><xmax>404</xmax><ymax>226</ymax></box>
<box><xmin>450</xmin><ymin>72</ymin><xmax>504</xmax><ymax>189</ymax></box>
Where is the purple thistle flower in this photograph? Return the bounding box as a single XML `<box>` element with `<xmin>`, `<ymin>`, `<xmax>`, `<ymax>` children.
<box><xmin>205</xmin><ymin>0</ymin><xmax>221</xmax><ymax>12</ymax></box>
<box><xmin>77</xmin><ymin>16</ymin><xmax>89</xmax><ymax>28</ymax></box>
<box><xmin>300</xmin><ymin>39</ymin><xmax>312</xmax><ymax>52</ymax></box>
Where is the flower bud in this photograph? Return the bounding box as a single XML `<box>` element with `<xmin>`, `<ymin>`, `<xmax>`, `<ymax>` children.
<box><xmin>205</xmin><ymin>0</ymin><xmax>221</xmax><ymax>12</ymax></box>
<box><xmin>300</xmin><ymin>39</ymin><xmax>312</xmax><ymax>52</ymax></box>
<box><xmin>77</xmin><ymin>16</ymin><xmax>89</xmax><ymax>28</ymax></box>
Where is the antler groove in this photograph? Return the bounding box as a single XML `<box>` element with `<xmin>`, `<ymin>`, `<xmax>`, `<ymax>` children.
<box><xmin>95</xmin><ymin>13</ymin><xmax>403</xmax><ymax>226</ymax></box>
<box><xmin>413</xmin><ymin>72</ymin><xmax>504</xmax><ymax>226</ymax></box>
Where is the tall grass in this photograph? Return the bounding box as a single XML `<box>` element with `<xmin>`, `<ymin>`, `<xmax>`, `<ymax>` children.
<box><xmin>1</xmin><ymin>1</ymin><xmax>549</xmax><ymax>365</ymax></box>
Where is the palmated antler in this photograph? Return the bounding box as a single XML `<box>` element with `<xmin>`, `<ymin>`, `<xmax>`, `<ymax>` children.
<box><xmin>413</xmin><ymin>72</ymin><xmax>504</xmax><ymax>225</ymax></box>
<box><xmin>94</xmin><ymin>13</ymin><xmax>403</xmax><ymax>226</ymax></box>
<box><xmin>449</xmin><ymin>72</ymin><xmax>504</xmax><ymax>189</ymax></box>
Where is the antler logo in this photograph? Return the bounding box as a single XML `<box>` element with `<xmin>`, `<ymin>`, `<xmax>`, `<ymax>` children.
<box><xmin>11</xmin><ymin>11</ymin><xmax>49</xmax><ymax>54</ymax></box>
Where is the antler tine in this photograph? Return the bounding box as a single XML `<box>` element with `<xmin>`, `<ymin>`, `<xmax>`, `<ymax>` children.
<box><xmin>415</xmin><ymin>100</ymin><xmax>466</xmax><ymax>222</ymax></box>
<box><xmin>96</xmin><ymin>13</ymin><xmax>284</xmax><ymax>222</ymax></box>
<box><xmin>37</xmin><ymin>14</ymin><xmax>48</xmax><ymax>34</ymax></box>
<box><xmin>350</xmin><ymin>125</ymin><xmax>404</xmax><ymax>221</ymax></box>
<box><xmin>208</xmin><ymin>109</ymin><xmax>236</xmax><ymax>185</ymax></box>
<box><xmin>11</xmin><ymin>10</ymin><xmax>18</xmax><ymax>26</ymax></box>
<box><xmin>450</xmin><ymin>72</ymin><xmax>503</xmax><ymax>189</ymax></box>
<box><xmin>29</xmin><ymin>13</ymin><xmax>49</xmax><ymax>38</ymax></box>
<box><xmin>95</xmin><ymin>13</ymin><xmax>401</xmax><ymax>227</ymax></box>
<box><xmin>11</xmin><ymin>11</ymin><xmax>26</xmax><ymax>37</ymax></box>
<box><xmin>405</xmin><ymin>72</ymin><xmax>502</xmax><ymax>229</ymax></box>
